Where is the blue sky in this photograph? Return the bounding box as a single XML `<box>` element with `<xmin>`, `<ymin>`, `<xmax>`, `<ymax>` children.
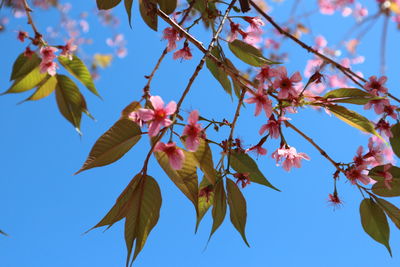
<box><xmin>1</xmin><ymin>1</ymin><xmax>400</xmax><ymax>266</ymax></box>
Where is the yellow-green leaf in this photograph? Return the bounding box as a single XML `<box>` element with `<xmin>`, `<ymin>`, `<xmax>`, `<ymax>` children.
<box><xmin>3</xmin><ymin>67</ymin><xmax>48</xmax><ymax>95</ymax></box>
<box><xmin>206</xmin><ymin>47</ymin><xmax>232</xmax><ymax>96</ymax></box>
<box><xmin>191</xmin><ymin>139</ymin><xmax>216</xmax><ymax>185</ymax></box>
<box><xmin>195</xmin><ymin>177</ymin><xmax>214</xmax><ymax>233</ymax></box>
<box><xmin>324</xmin><ymin>88</ymin><xmax>382</xmax><ymax>105</ymax></box>
<box><xmin>360</xmin><ymin>198</ymin><xmax>391</xmax><ymax>256</ymax></box>
<box><xmin>76</xmin><ymin>119</ymin><xmax>142</xmax><ymax>174</ymax></box>
<box><xmin>226</xmin><ymin>178</ymin><xmax>250</xmax><ymax>247</ymax></box>
<box><xmin>372</xmin><ymin>180</ymin><xmax>400</xmax><ymax>197</ymax></box>
<box><xmin>230</xmin><ymin>151</ymin><xmax>279</xmax><ymax>191</ymax></box>
<box><xmin>209</xmin><ymin>180</ymin><xmax>226</xmax><ymax>240</ymax></box>
<box><xmin>58</xmin><ymin>55</ymin><xmax>100</xmax><ymax>98</ymax></box>
<box><xmin>228</xmin><ymin>40</ymin><xmax>280</xmax><ymax>67</ymax></box>
<box><xmin>10</xmin><ymin>53</ymin><xmax>40</xmax><ymax>81</ymax></box>
<box><xmin>55</xmin><ymin>74</ymin><xmax>84</xmax><ymax>133</ymax></box>
<box><xmin>23</xmin><ymin>75</ymin><xmax>57</xmax><ymax>102</ymax></box>
<box><xmin>154</xmin><ymin>149</ymin><xmax>198</xmax><ymax>211</ymax></box>
<box><xmin>327</xmin><ymin>105</ymin><xmax>380</xmax><ymax>137</ymax></box>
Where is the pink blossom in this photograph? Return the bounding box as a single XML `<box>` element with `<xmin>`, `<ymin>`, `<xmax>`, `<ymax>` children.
<box><xmin>39</xmin><ymin>61</ymin><xmax>58</xmax><ymax>76</ymax></box>
<box><xmin>162</xmin><ymin>27</ymin><xmax>181</xmax><ymax>52</ymax></box>
<box><xmin>40</xmin><ymin>46</ymin><xmax>58</xmax><ymax>62</ymax></box>
<box><xmin>364</xmin><ymin>99</ymin><xmax>390</xmax><ymax>115</ymax></box>
<box><xmin>384</xmin><ymin>104</ymin><xmax>398</xmax><ymax>120</ymax></box>
<box><xmin>265</xmin><ymin>38</ymin><xmax>280</xmax><ymax>50</ymax></box>
<box><xmin>363</xmin><ymin>76</ymin><xmax>388</xmax><ymax>96</ymax></box>
<box><xmin>128</xmin><ymin>111</ymin><xmax>144</xmax><ymax>127</ymax></box>
<box><xmin>273</xmin><ymin>66</ymin><xmax>302</xmax><ymax>99</ymax></box>
<box><xmin>173</xmin><ymin>45</ymin><xmax>192</xmax><ymax>60</ymax></box>
<box><xmin>154</xmin><ymin>142</ymin><xmax>185</xmax><ymax>170</ymax></box>
<box><xmin>245</xmin><ymin>144</ymin><xmax>267</xmax><ymax>156</ymax></box>
<box><xmin>315</xmin><ymin>35</ymin><xmax>327</xmax><ymax>49</ymax></box>
<box><xmin>345</xmin><ymin>165</ymin><xmax>370</xmax><ymax>185</ymax></box>
<box><xmin>256</xmin><ymin>66</ymin><xmax>277</xmax><ymax>85</ymax></box>
<box><xmin>328</xmin><ymin>193</ymin><xmax>342</xmax><ymax>208</ymax></box>
<box><xmin>259</xmin><ymin>116</ymin><xmax>288</xmax><ymax>138</ymax></box>
<box><xmin>244</xmin><ymin>87</ymin><xmax>272</xmax><ymax>117</ymax></box>
<box><xmin>182</xmin><ymin>110</ymin><xmax>203</xmax><ymax>152</ymax></box>
<box><xmin>138</xmin><ymin>95</ymin><xmax>177</xmax><ymax>137</ymax></box>
<box><xmin>233</xmin><ymin>172</ymin><xmax>251</xmax><ymax>188</ymax></box>
<box><xmin>375</xmin><ymin>119</ymin><xmax>392</xmax><ymax>138</ymax></box>
<box><xmin>24</xmin><ymin>46</ymin><xmax>34</xmax><ymax>58</ymax></box>
<box><xmin>378</xmin><ymin>164</ymin><xmax>393</xmax><ymax>190</ymax></box>
<box><xmin>354</xmin><ymin>3</ymin><xmax>368</xmax><ymax>22</ymax></box>
<box><xmin>228</xmin><ymin>22</ymin><xmax>247</xmax><ymax>41</ymax></box>
<box><xmin>17</xmin><ymin>31</ymin><xmax>28</xmax><ymax>42</ymax></box>
<box><xmin>243</xmin><ymin>16</ymin><xmax>264</xmax><ymax>32</ymax></box>
<box><xmin>271</xmin><ymin>146</ymin><xmax>310</xmax><ymax>172</ymax></box>
<box><xmin>60</xmin><ymin>39</ymin><xmax>77</xmax><ymax>60</ymax></box>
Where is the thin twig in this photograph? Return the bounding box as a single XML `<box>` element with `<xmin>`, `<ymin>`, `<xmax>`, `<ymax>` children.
<box><xmin>22</xmin><ymin>0</ymin><xmax>42</xmax><ymax>41</ymax></box>
<box><xmin>380</xmin><ymin>15</ymin><xmax>389</xmax><ymax>76</ymax></box>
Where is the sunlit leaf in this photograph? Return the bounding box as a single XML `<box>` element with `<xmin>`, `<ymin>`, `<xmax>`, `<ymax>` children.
<box><xmin>390</xmin><ymin>123</ymin><xmax>400</xmax><ymax>158</ymax></box>
<box><xmin>195</xmin><ymin>177</ymin><xmax>214</xmax><ymax>233</ymax></box>
<box><xmin>22</xmin><ymin>75</ymin><xmax>57</xmax><ymax>102</ymax></box>
<box><xmin>3</xmin><ymin>67</ymin><xmax>48</xmax><ymax>95</ymax></box>
<box><xmin>372</xmin><ymin>180</ymin><xmax>400</xmax><ymax>197</ymax></box>
<box><xmin>58</xmin><ymin>55</ymin><xmax>100</xmax><ymax>98</ymax></box>
<box><xmin>96</xmin><ymin>0</ymin><xmax>121</xmax><ymax>9</ymax></box>
<box><xmin>206</xmin><ymin>47</ymin><xmax>232</xmax><ymax>96</ymax></box>
<box><xmin>158</xmin><ymin>0</ymin><xmax>176</xmax><ymax>14</ymax></box>
<box><xmin>226</xmin><ymin>178</ymin><xmax>250</xmax><ymax>247</ymax></box>
<box><xmin>228</xmin><ymin>40</ymin><xmax>280</xmax><ymax>67</ymax></box>
<box><xmin>327</xmin><ymin>105</ymin><xmax>380</xmax><ymax>137</ymax></box>
<box><xmin>209</xmin><ymin>180</ymin><xmax>226</xmax><ymax>240</ymax></box>
<box><xmin>323</xmin><ymin>88</ymin><xmax>381</xmax><ymax>105</ymax></box>
<box><xmin>139</xmin><ymin>0</ymin><xmax>158</xmax><ymax>31</ymax></box>
<box><xmin>76</xmin><ymin>119</ymin><xmax>142</xmax><ymax>174</ymax></box>
<box><xmin>55</xmin><ymin>74</ymin><xmax>84</xmax><ymax>133</ymax></box>
<box><xmin>360</xmin><ymin>198</ymin><xmax>391</xmax><ymax>256</ymax></box>
<box><xmin>373</xmin><ymin>196</ymin><xmax>400</xmax><ymax>230</ymax></box>
<box><xmin>191</xmin><ymin>139</ymin><xmax>216</xmax><ymax>185</ymax></box>
<box><xmin>120</xmin><ymin>101</ymin><xmax>142</xmax><ymax>119</ymax></box>
<box><xmin>230</xmin><ymin>151</ymin><xmax>279</xmax><ymax>191</ymax></box>
<box><xmin>93</xmin><ymin>54</ymin><xmax>113</xmax><ymax>68</ymax></box>
<box><xmin>10</xmin><ymin>53</ymin><xmax>40</xmax><ymax>81</ymax></box>
<box><xmin>154</xmin><ymin>149</ymin><xmax>198</xmax><ymax>211</ymax></box>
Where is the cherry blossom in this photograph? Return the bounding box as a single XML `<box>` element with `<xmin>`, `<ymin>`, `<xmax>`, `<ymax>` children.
<box><xmin>154</xmin><ymin>141</ymin><xmax>185</xmax><ymax>170</ymax></box>
<box><xmin>40</xmin><ymin>46</ymin><xmax>58</xmax><ymax>62</ymax></box>
<box><xmin>259</xmin><ymin>116</ymin><xmax>288</xmax><ymax>138</ymax></box>
<box><xmin>182</xmin><ymin>110</ymin><xmax>203</xmax><ymax>152</ymax></box>
<box><xmin>243</xmin><ymin>16</ymin><xmax>264</xmax><ymax>32</ymax></box>
<box><xmin>375</xmin><ymin>119</ymin><xmax>393</xmax><ymax>138</ymax></box>
<box><xmin>245</xmin><ymin>144</ymin><xmax>267</xmax><ymax>156</ymax></box>
<box><xmin>138</xmin><ymin>95</ymin><xmax>177</xmax><ymax>136</ymax></box>
<box><xmin>272</xmin><ymin>146</ymin><xmax>310</xmax><ymax>172</ymax></box>
<box><xmin>363</xmin><ymin>76</ymin><xmax>388</xmax><ymax>96</ymax></box>
<box><xmin>162</xmin><ymin>27</ymin><xmax>181</xmax><ymax>52</ymax></box>
<box><xmin>328</xmin><ymin>193</ymin><xmax>342</xmax><ymax>208</ymax></box>
<box><xmin>39</xmin><ymin>60</ymin><xmax>58</xmax><ymax>76</ymax></box>
<box><xmin>345</xmin><ymin>165</ymin><xmax>370</xmax><ymax>185</ymax></box>
<box><xmin>17</xmin><ymin>30</ymin><xmax>28</xmax><ymax>42</ymax></box>
<box><xmin>233</xmin><ymin>172</ymin><xmax>251</xmax><ymax>188</ymax></box>
<box><xmin>173</xmin><ymin>44</ymin><xmax>192</xmax><ymax>60</ymax></box>
<box><xmin>273</xmin><ymin>66</ymin><xmax>302</xmax><ymax>99</ymax></box>
<box><xmin>24</xmin><ymin>46</ymin><xmax>34</xmax><ymax>57</ymax></box>
<box><xmin>244</xmin><ymin>87</ymin><xmax>272</xmax><ymax>117</ymax></box>
<box><xmin>60</xmin><ymin>39</ymin><xmax>77</xmax><ymax>60</ymax></box>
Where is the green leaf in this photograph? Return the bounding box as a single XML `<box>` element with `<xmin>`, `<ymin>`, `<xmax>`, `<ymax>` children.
<box><xmin>327</xmin><ymin>105</ymin><xmax>380</xmax><ymax>137</ymax></box>
<box><xmin>230</xmin><ymin>151</ymin><xmax>279</xmax><ymax>191</ymax></box>
<box><xmin>58</xmin><ymin>55</ymin><xmax>100</xmax><ymax>98</ymax></box>
<box><xmin>124</xmin><ymin>0</ymin><xmax>134</xmax><ymax>27</ymax></box>
<box><xmin>390</xmin><ymin>123</ymin><xmax>400</xmax><ymax>158</ymax></box>
<box><xmin>120</xmin><ymin>101</ymin><xmax>142</xmax><ymax>119</ymax></box>
<box><xmin>360</xmin><ymin>198</ymin><xmax>391</xmax><ymax>256</ymax></box>
<box><xmin>96</xmin><ymin>0</ymin><xmax>121</xmax><ymax>9</ymax></box>
<box><xmin>158</xmin><ymin>0</ymin><xmax>176</xmax><ymax>14</ymax></box>
<box><xmin>10</xmin><ymin>53</ymin><xmax>41</xmax><ymax>81</ymax></box>
<box><xmin>373</xmin><ymin>196</ymin><xmax>400</xmax><ymax>230</ymax></box>
<box><xmin>154</xmin><ymin>149</ymin><xmax>198</xmax><ymax>211</ymax></box>
<box><xmin>372</xmin><ymin>180</ymin><xmax>400</xmax><ymax>197</ymax></box>
<box><xmin>22</xmin><ymin>75</ymin><xmax>57</xmax><ymax>102</ymax></box>
<box><xmin>191</xmin><ymin>0</ymin><xmax>206</xmax><ymax>12</ymax></box>
<box><xmin>3</xmin><ymin>67</ymin><xmax>48</xmax><ymax>95</ymax></box>
<box><xmin>369</xmin><ymin>165</ymin><xmax>400</xmax><ymax>182</ymax></box>
<box><xmin>195</xmin><ymin>177</ymin><xmax>214</xmax><ymax>233</ymax></box>
<box><xmin>55</xmin><ymin>75</ymin><xmax>84</xmax><ymax>133</ymax></box>
<box><xmin>191</xmin><ymin>139</ymin><xmax>216</xmax><ymax>185</ymax></box>
<box><xmin>139</xmin><ymin>0</ymin><xmax>158</xmax><ymax>31</ymax></box>
<box><xmin>228</xmin><ymin>40</ymin><xmax>280</xmax><ymax>67</ymax></box>
<box><xmin>125</xmin><ymin>175</ymin><xmax>162</xmax><ymax>264</ymax></box>
<box><xmin>323</xmin><ymin>88</ymin><xmax>381</xmax><ymax>105</ymax></box>
<box><xmin>76</xmin><ymin>119</ymin><xmax>142</xmax><ymax>174</ymax></box>
<box><xmin>224</xmin><ymin>58</ymin><xmax>243</xmax><ymax>99</ymax></box>
<box><xmin>226</xmin><ymin>178</ymin><xmax>250</xmax><ymax>247</ymax></box>
<box><xmin>209</xmin><ymin>180</ymin><xmax>227</xmax><ymax>240</ymax></box>
<box><xmin>206</xmin><ymin>47</ymin><xmax>232</xmax><ymax>96</ymax></box>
